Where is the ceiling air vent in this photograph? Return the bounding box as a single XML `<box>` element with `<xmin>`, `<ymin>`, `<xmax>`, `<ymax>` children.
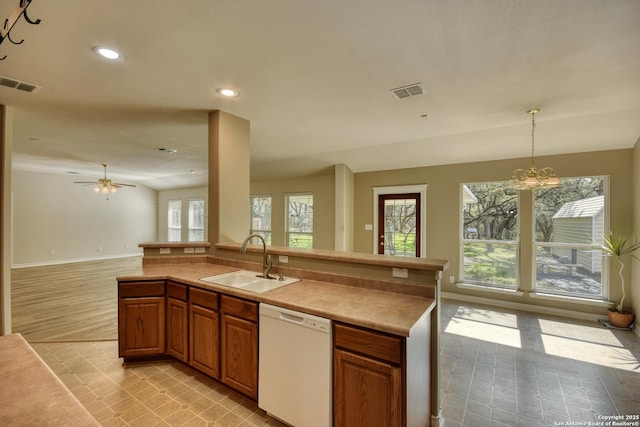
<box><xmin>0</xmin><ymin>75</ymin><xmax>41</xmax><ymax>93</ymax></box>
<box><xmin>390</xmin><ymin>83</ymin><xmax>423</xmax><ymax>99</ymax></box>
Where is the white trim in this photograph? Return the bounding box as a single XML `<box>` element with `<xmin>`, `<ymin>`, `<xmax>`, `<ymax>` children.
<box><xmin>372</xmin><ymin>184</ymin><xmax>427</xmax><ymax>258</ymax></box>
<box><xmin>12</xmin><ymin>252</ymin><xmax>142</xmax><ymax>269</ymax></box>
<box><xmin>528</xmin><ymin>291</ymin><xmax>609</xmax><ymax>307</ymax></box>
<box><xmin>442</xmin><ymin>291</ymin><xmax>607</xmax><ymax>322</ymax></box>
<box><xmin>456</xmin><ymin>282</ymin><xmax>524</xmax><ymax>296</ymax></box>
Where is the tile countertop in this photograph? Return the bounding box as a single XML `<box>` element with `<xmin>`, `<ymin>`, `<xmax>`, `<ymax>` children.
<box><xmin>117</xmin><ymin>263</ymin><xmax>435</xmax><ymax>337</ymax></box>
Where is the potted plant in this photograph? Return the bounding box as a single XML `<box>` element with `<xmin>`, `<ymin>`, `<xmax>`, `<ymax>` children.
<box><xmin>602</xmin><ymin>231</ymin><xmax>640</xmax><ymax>328</ymax></box>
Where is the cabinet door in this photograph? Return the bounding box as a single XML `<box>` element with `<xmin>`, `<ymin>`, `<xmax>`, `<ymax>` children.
<box><xmin>166</xmin><ymin>297</ymin><xmax>188</xmax><ymax>362</ymax></box>
<box><xmin>220</xmin><ymin>313</ymin><xmax>258</xmax><ymax>400</ymax></box>
<box><xmin>118</xmin><ymin>296</ymin><xmax>165</xmax><ymax>358</ymax></box>
<box><xmin>189</xmin><ymin>304</ymin><xmax>219</xmax><ymax>378</ymax></box>
<box><xmin>334</xmin><ymin>349</ymin><xmax>402</xmax><ymax>427</ymax></box>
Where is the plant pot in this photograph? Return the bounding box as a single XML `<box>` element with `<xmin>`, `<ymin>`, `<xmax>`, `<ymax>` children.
<box><xmin>607</xmin><ymin>311</ymin><xmax>635</xmax><ymax>328</ymax></box>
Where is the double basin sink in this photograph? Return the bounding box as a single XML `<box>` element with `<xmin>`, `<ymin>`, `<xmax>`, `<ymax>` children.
<box><xmin>200</xmin><ymin>270</ymin><xmax>301</xmax><ymax>294</ymax></box>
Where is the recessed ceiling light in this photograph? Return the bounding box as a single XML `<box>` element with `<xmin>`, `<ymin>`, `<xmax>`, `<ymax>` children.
<box><xmin>217</xmin><ymin>88</ymin><xmax>239</xmax><ymax>97</ymax></box>
<box><xmin>93</xmin><ymin>46</ymin><xmax>125</xmax><ymax>61</ymax></box>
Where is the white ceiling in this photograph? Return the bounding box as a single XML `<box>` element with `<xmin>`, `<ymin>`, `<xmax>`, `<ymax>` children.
<box><xmin>1</xmin><ymin>0</ymin><xmax>639</xmax><ymax>190</ymax></box>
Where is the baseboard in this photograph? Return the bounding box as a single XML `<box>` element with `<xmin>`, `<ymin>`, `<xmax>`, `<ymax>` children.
<box><xmin>441</xmin><ymin>291</ymin><xmax>608</xmax><ymax>322</ymax></box>
<box><xmin>12</xmin><ymin>253</ymin><xmax>143</xmax><ymax>269</ymax></box>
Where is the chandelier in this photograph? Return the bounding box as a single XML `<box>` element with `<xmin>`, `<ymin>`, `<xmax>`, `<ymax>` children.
<box><xmin>509</xmin><ymin>109</ymin><xmax>560</xmax><ymax>190</ymax></box>
<box><xmin>0</xmin><ymin>0</ymin><xmax>42</xmax><ymax>61</ymax></box>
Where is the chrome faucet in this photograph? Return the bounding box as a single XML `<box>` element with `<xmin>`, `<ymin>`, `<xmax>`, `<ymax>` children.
<box><xmin>240</xmin><ymin>234</ymin><xmax>273</xmax><ymax>279</ymax></box>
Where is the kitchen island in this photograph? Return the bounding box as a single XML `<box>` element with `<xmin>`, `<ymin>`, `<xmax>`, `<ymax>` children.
<box><xmin>119</xmin><ymin>243</ymin><xmax>447</xmax><ymax>426</ymax></box>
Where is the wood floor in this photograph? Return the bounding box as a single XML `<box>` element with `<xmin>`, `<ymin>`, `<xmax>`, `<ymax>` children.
<box><xmin>11</xmin><ymin>256</ymin><xmax>142</xmax><ymax>342</ymax></box>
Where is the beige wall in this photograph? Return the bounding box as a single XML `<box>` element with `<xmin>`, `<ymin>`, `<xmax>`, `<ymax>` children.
<box><xmin>334</xmin><ymin>164</ymin><xmax>354</xmax><ymax>252</ymax></box>
<box><xmin>251</xmin><ymin>172</ymin><xmax>336</xmax><ymax>249</ymax></box>
<box><xmin>208</xmin><ymin>111</ymin><xmax>250</xmax><ymax>245</ymax></box>
<box><xmin>157</xmin><ymin>186</ymin><xmax>208</xmax><ymax>242</ymax></box>
<box><xmin>12</xmin><ymin>170</ymin><xmax>157</xmax><ymax>266</ymax></box>
<box><xmin>1</xmin><ymin>106</ymin><xmax>12</xmax><ymax>334</ymax></box>
<box><xmin>353</xmin><ymin>149</ymin><xmax>633</xmax><ymax>317</ymax></box>
<box><xmin>632</xmin><ymin>139</ymin><xmax>640</xmax><ymax>328</ymax></box>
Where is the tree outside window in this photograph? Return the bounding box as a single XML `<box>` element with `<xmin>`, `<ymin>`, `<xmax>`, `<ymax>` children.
<box><xmin>188</xmin><ymin>199</ymin><xmax>205</xmax><ymax>242</ymax></box>
<box><xmin>286</xmin><ymin>194</ymin><xmax>313</xmax><ymax>248</ymax></box>
<box><xmin>168</xmin><ymin>200</ymin><xmax>181</xmax><ymax>242</ymax></box>
<box><xmin>461</xmin><ymin>182</ymin><xmax>519</xmax><ymax>288</ymax></box>
<box><xmin>250</xmin><ymin>195</ymin><xmax>272</xmax><ymax>244</ymax></box>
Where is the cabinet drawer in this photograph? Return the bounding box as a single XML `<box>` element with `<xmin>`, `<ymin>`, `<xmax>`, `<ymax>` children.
<box><xmin>167</xmin><ymin>282</ymin><xmax>188</xmax><ymax>301</ymax></box>
<box><xmin>221</xmin><ymin>295</ymin><xmax>257</xmax><ymax>322</ymax></box>
<box><xmin>334</xmin><ymin>323</ymin><xmax>403</xmax><ymax>365</ymax></box>
<box><xmin>191</xmin><ymin>287</ymin><xmax>218</xmax><ymax>310</ymax></box>
<box><xmin>119</xmin><ymin>281</ymin><xmax>165</xmax><ymax>298</ymax></box>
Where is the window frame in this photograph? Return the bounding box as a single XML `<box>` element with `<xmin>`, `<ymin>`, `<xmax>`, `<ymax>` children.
<box><xmin>250</xmin><ymin>194</ymin><xmax>272</xmax><ymax>245</ymax></box>
<box><xmin>285</xmin><ymin>192</ymin><xmax>314</xmax><ymax>248</ymax></box>
<box><xmin>459</xmin><ymin>181</ymin><xmax>520</xmax><ymax>290</ymax></box>
<box><xmin>167</xmin><ymin>199</ymin><xmax>182</xmax><ymax>242</ymax></box>
<box><xmin>531</xmin><ymin>176</ymin><xmax>609</xmax><ymax>301</ymax></box>
<box><xmin>187</xmin><ymin>199</ymin><xmax>205</xmax><ymax>242</ymax></box>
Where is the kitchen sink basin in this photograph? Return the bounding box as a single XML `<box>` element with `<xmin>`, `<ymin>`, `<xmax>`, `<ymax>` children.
<box><xmin>200</xmin><ymin>270</ymin><xmax>300</xmax><ymax>293</ymax></box>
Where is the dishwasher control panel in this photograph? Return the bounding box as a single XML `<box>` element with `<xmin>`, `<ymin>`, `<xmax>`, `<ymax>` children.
<box><xmin>304</xmin><ymin>318</ymin><xmax>330</xmax><ymax>332</ymax></box>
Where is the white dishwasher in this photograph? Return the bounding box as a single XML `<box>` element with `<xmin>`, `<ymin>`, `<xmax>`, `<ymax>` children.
<box><xmin>258</xmin><ymin>303</ymin><xmax>332</xmax><ymax>427</ymax></box>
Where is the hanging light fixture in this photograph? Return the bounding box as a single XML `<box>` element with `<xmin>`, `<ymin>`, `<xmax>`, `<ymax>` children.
<box><xmin>74</xmin><ymin>164</ymin><xmax>136</xmax><ymax>199</ymax></box>
<box><xmin>509</xmin><ymin>109</ymin><xmax>561</xmax><ymax>190</ymax></box>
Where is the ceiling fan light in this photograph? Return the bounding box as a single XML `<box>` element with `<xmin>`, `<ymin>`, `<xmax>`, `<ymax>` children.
<box><xmin>93</xmin><ymin>186</ymin><xmax>101</xmax><ymax>193</ymax></box>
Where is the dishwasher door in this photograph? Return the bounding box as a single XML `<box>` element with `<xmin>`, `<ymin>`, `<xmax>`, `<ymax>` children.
<box><xmin>258</xmin><ymin>303</ymin><xmax>332</xmax><ymax>427</ymax></box>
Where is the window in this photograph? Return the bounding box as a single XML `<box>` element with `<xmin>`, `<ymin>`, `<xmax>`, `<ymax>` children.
<box><xmin>461</xmin><ymin>182</ymin><xmax>519</xmax><ymax>289</ymax></box>
<box><xmin>188</xmin><ymin>199</ymin><xmax>205</xmax><ymax>242</ymax></box>
<box><xmin>168</xmin><ymin>200</ymin><xmax>181</xmax><ymax>242</ymax></box>
<box><xmin>286</xmin><ymin>193</ymin><xmax>313</xmax><ymax>248</ymax></box>
<box><xmin>250</xmin><ymin>195</ymin><xmax>272</xmax><ymax>244</ymax></box>
<box><xmin>534</xmin><ymin>176</ymin><xmax>607</xmax><ymax>299</ymax></box>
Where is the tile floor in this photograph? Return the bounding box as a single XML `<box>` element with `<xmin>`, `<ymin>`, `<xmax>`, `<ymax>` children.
<box><xmin>440</xmin><ymin>301</ymin><xmax>640</xmax><ymax>427</ymax></box>
<box><xmin>30</xmin><ymin>300</ymin><xmax>640</xmax><ymax>427</ymax></box>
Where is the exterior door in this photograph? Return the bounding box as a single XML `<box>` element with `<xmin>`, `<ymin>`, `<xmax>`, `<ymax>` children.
<box><xmin>377</xmin><ymin>193</ymin><xmax>421</xmax><ymax>257</ymax></box>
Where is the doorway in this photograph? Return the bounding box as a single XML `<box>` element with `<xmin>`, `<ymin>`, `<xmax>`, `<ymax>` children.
<box><xmin>372</xmin><ymin>185</ymin><xmax>427</xmax><ymax>258</ymax></box>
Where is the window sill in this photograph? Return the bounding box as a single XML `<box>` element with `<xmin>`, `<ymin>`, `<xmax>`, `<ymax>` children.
<box><xmin>527</xmin><ymin>292</ymin><xmax>609</xmax><ymax>307</ymax></box>
<box><xmin>456</xmin><ymin>282</ymin><xmax>524</xmax><ymax>296</ymax></box>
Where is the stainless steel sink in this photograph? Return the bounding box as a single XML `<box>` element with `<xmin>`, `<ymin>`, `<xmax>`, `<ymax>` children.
<box><xmin>200</xmin><ymin>270</ymin><xmax>300</xmax><ymax>293</ymax></box>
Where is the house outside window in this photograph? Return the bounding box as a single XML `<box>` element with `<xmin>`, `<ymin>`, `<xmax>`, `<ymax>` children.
<box><xmin>250</xmin><ymin>195</ymin><xmax>272</xmax><ymax>244</ymax></box>
<box><xmin>534</xmin><ymin>176</ymin><xmax>607</xmax><ymax>299</ymax></box>
<box><xmin>286</xmin><ymin>193</ymin><xmax>313</xmax><ymax>248</ymax></box>
<box><xmin>168</xmin><ymin>200</ymin><xmax>181</xmax><ymax>242</ymax></box>
<box><xmin>461</xmin><ymin>182</ymin><xmax>519</xmax><ymax>289</ymax></box>
<box><xmin>188</xmin><ymin>199</ymin><xmax>205</xmax><ymax>242</ymax></box>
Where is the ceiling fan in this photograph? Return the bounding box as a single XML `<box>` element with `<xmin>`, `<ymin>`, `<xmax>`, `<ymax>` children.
<box><xmin>74</xmin><ymin>164</ymin><xmax>136</xmax><ymax>198</ymax></box>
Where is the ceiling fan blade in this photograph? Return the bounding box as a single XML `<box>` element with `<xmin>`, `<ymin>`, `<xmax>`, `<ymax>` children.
<box><xmin>112</xmin><ymin>183</ymin><xmax>136</xmax><ymax>188</ymax></box>
<box><xmin>74</xmin><ymin>181</ymin><xmax>99</xmax><ymax>184</ymax></box>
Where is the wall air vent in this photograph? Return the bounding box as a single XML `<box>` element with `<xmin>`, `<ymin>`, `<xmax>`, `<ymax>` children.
<box><xmin>389</xmin><ymin>83</ymin><xmax>424</xmax><ymax>99</ymax></box>
<box><xmin>0</xmin><ymin>75</ymin><xmax>41</xmax><ymax>93</ymax></box>
<box><xmin>390</xmin><ymin>83</ymin><xmax>423</xmax><ymax>100</ymax></box>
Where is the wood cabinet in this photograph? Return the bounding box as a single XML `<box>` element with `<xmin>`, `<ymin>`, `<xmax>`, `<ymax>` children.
<box><xmin>118</xmin><ymin>281</ymin><xmax>166</xmax><ymax>359</ymax></box>
<box><xmin>220</xmin><ymin>294</ymin><xmax>258</xmax><ymax>400</ymax></box>
<box><xmin>334</xmin><ymin>323</ymin><xmax>403</xmax><ymax>427</ymax></box>
<box><xmin>166</xmin><ymin>282</ymin><xmax>188</xmax><ymax>362</ymax></box>
<box><xmin>333</xmin><ymin>312</ymin><xmax>432</xmax><ymax>427</ymax></box>
<box><xmin>189</xmin><ymin>287</ymin><xmax>220</xmax><ymax>379</ymax></box>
